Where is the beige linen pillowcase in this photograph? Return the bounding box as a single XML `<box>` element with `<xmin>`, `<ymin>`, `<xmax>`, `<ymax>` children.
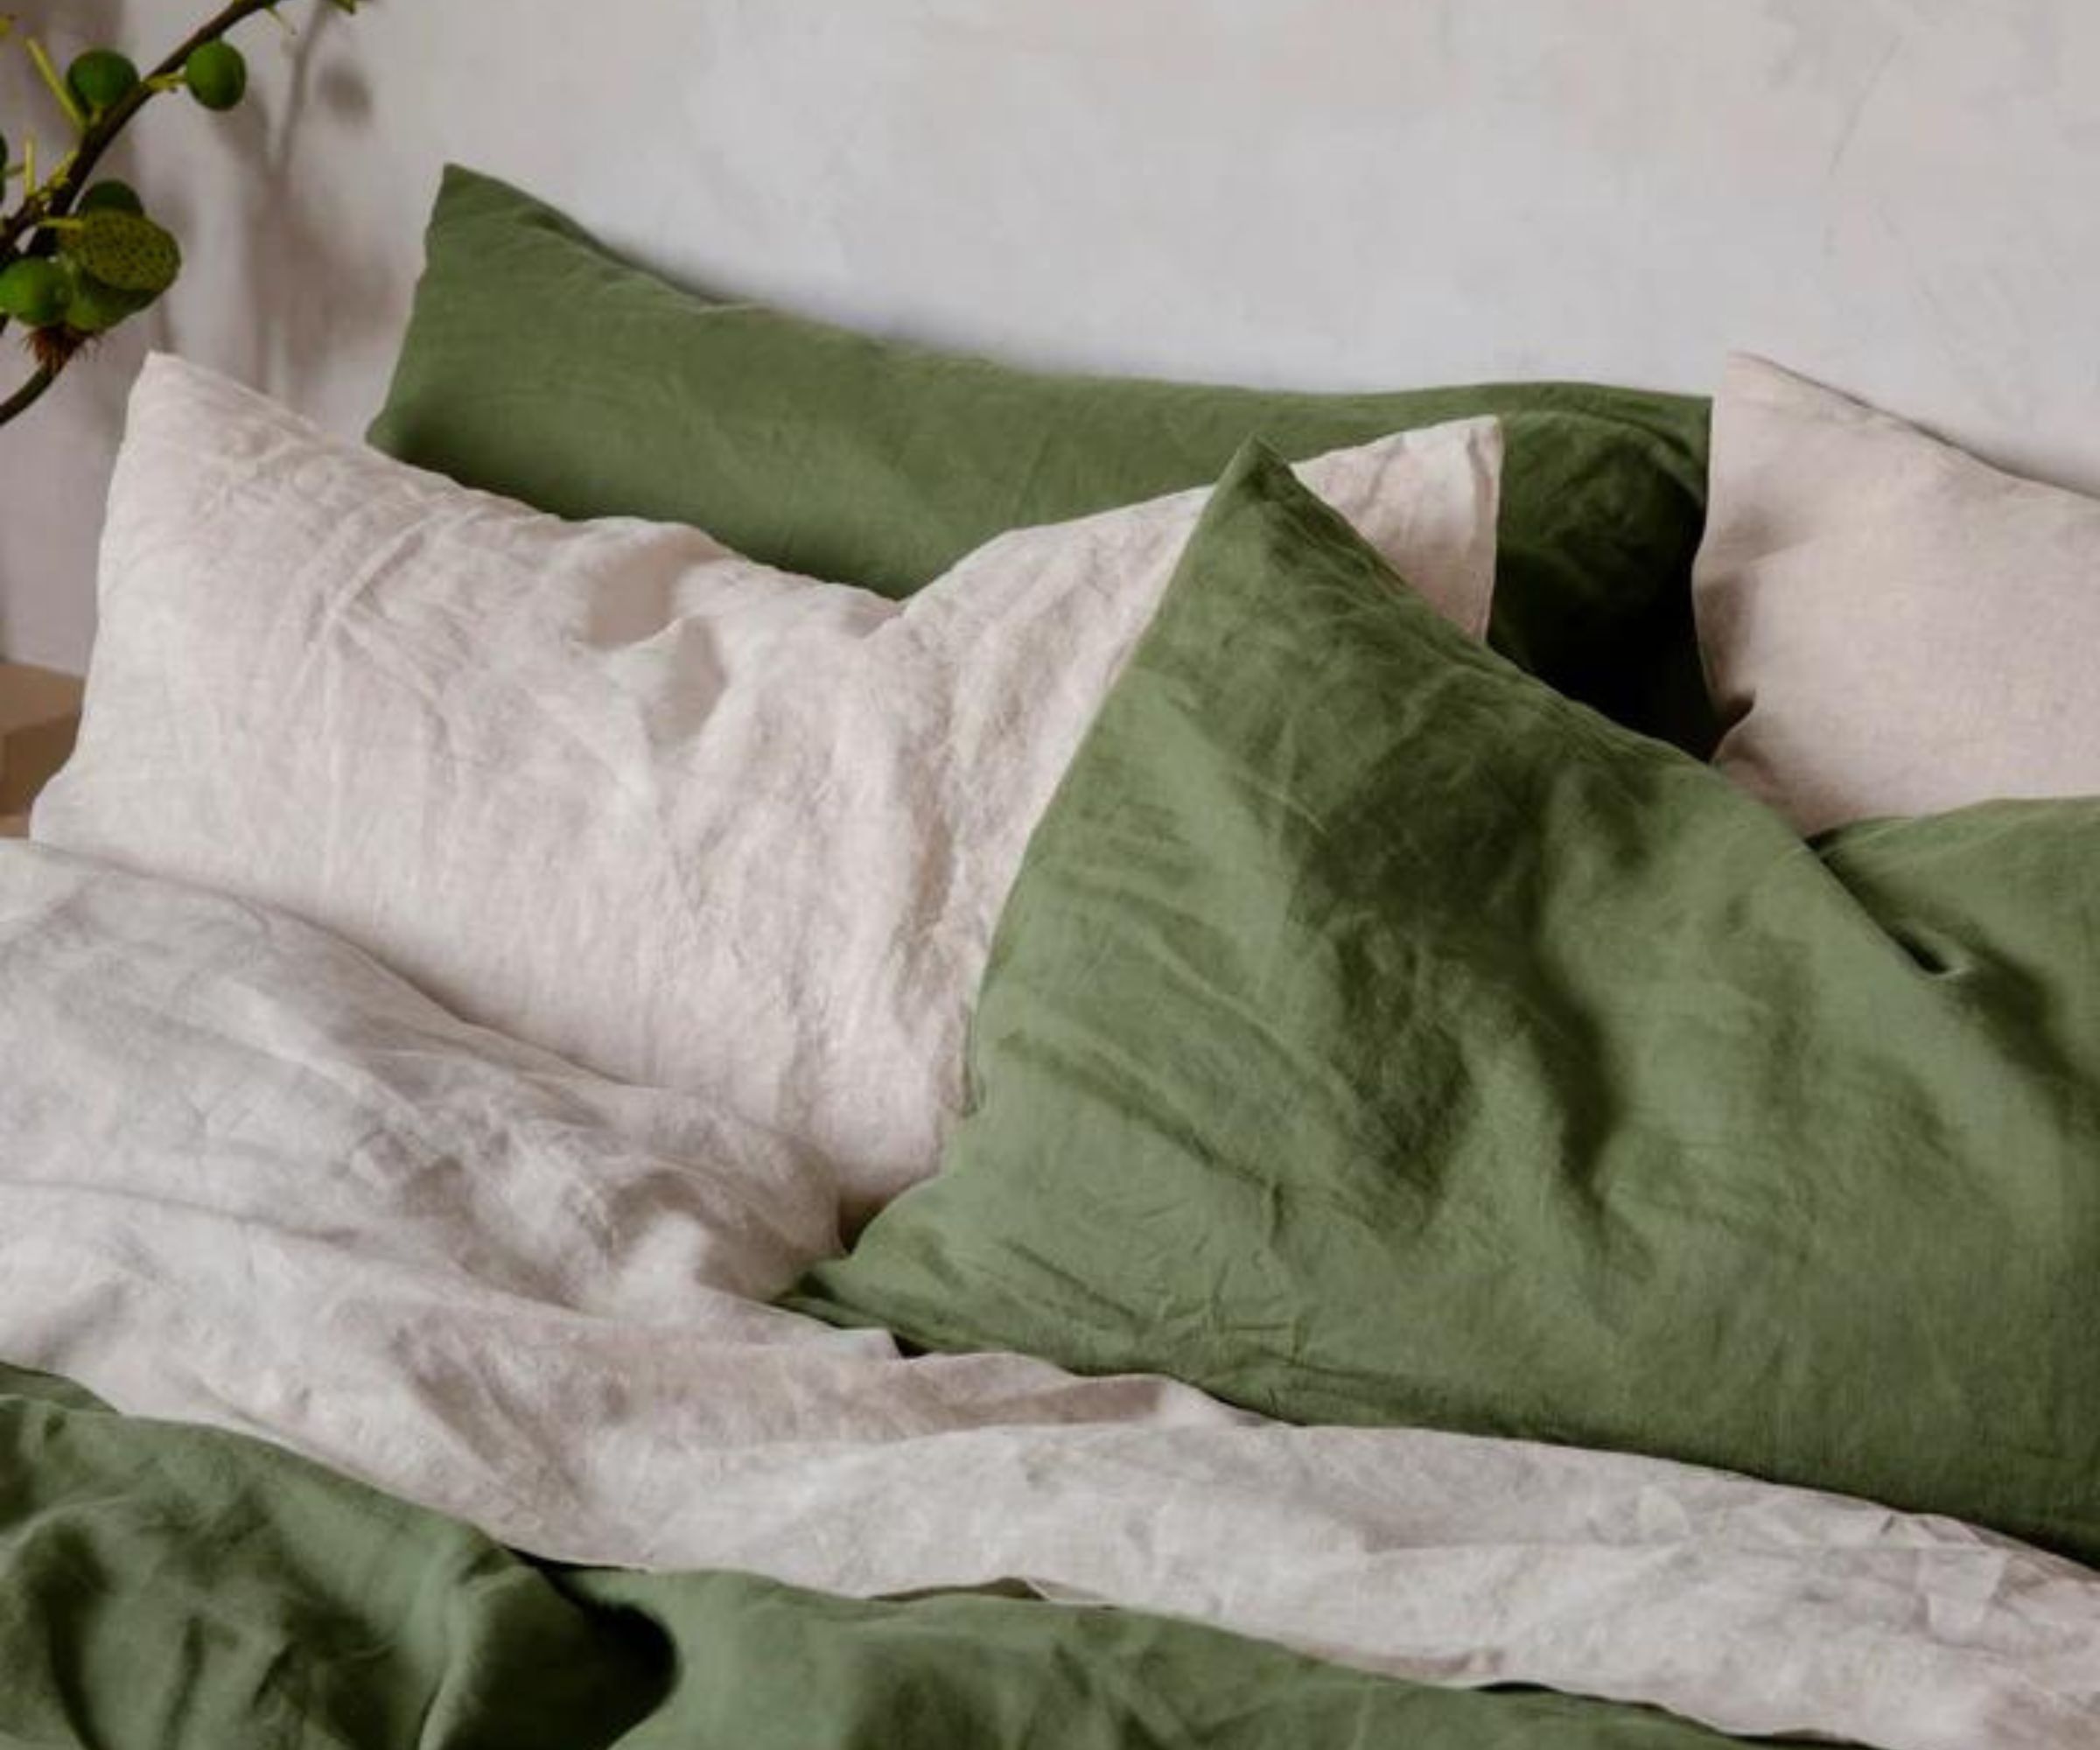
<box><xmin>37</xmin><ymin>356</ymin><xmax>1502</xmax><ymax>1224</ymax></box>
<box><xmin>1694</xmin><ymin>354</ymin><xmax>2100</xmax><ymax>835</ymax></box>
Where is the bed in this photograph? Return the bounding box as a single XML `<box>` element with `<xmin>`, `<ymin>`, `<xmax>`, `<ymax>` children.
<box><xmin>4</xmin><ymin>169</ymin><xmax>2099</xmax><ymax>1750</ymax></box>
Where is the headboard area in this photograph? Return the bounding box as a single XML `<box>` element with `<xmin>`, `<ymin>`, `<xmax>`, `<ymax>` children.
<box><xmin>1</xmin><ymin>0</ymin><xmax>2094</xmax><ymax>672</ymax></box>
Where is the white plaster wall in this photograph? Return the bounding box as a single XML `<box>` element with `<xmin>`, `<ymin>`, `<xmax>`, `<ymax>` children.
<box><xmin>1</xmin><ymin>0</ymin><xmax>2095</xmax><ymax>671</ymax></box>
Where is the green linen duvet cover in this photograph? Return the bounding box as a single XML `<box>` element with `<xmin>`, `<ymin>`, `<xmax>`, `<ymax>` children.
<box><xmin>794</xmin><ymin>442</ymin><xmax>2100</xmax><ymax>1567</ymax></box>
<box><xmin>0</xmin><ymin>1363</ymin><xmax>1754</xmax><ymax>1748</ymax></box>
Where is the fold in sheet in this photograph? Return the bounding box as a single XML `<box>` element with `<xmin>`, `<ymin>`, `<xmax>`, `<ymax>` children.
<box><xmin>2</xmin><ymin>843</ymin><xmax>2095</xmax><ymax>1750</ymax></box>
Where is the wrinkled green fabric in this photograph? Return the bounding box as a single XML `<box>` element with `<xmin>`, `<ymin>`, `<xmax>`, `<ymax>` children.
<box><xmin>793</xmin><ymin>443</ymin><xmax>2100</xmax><ymax>1567</ymax></box>
<box><xmin>370</xmin><ymin>166</ymin><xmax>1716</xmax><ymax>751</ymax></box>
<box><xmin>0</xmin><ymin>1363</ymin><xmax>1757</xmax><ymax>1748</ymax></box>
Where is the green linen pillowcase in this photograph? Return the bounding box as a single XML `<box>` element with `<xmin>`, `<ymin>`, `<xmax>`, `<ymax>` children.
<box><xmin>792</xmin><ymin>439</ymin><xmax>2100</xmax><ymax>1567</ymax></box>
<box><xmin>370</xmin><ymin>165</ymin><xmax>1716</xmax><ymax>752</ymax></box>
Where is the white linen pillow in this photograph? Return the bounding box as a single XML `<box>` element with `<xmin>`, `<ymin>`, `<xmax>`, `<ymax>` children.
<box><xmin>1695</xmin><ymin>354</ymin><xmax>2100</xmax><ymax>834</ymax></box>
<box><xmin>37</xmin><ymin>355</ymin><xmax>1501</xmax><ymax>1221</ymax></box>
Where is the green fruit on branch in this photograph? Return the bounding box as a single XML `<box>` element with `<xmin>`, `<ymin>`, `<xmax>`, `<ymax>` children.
<box><xmin>77</xmin><ymin>180</ymin><xmax>146</xmax><ymax>216</ymax></box>
<box><xmin>66</xmin><ymin>48</ymin><xmax>142</xmax><ymax>113</ymax></box>
<box><xmin>2</xmin><ymin>0</ymin><xmax>369</xmax><ymax>429</ymax></box>
<box><xmin>61</xmin><ymin>267</ymin><xmax>155</xmax><ymax>335</ymax></box>
<box><xmin>60</xmin><ymin>209</ymin><xmax>182</xmax><ymax>296</ymax></box>
<box><xmin>0</xmin><ymin>256</ymin><xmax>73</xmax><ymax>327</ymax></box>
<box><xmin>184</xmin><ymin>41</ymin><xmax>248</xmax><ymax>111</ymax></box>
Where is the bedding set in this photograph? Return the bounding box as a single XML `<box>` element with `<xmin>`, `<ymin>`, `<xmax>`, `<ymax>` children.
<box><xmin>4</xmin><ymin>166</ymin><xmax>2099</xmax><ymax>1747</ymax></box>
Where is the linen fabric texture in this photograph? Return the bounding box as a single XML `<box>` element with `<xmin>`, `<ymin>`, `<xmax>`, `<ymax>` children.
<box><xmin>5</xmin><ymin>840</ymin><xmax>2097</xmax><ymax>1750</ymax></box>
<box><xmin>797</xmin><ymin>440</ymin><xmax>2100</xmax><ymax>1567</ymax></box>
<box><xmin>35</xmin><ymin>357</ymin><xmax>1499</xmax><ymax>1218</ymax></box>
<box><xmin>372</xmin><ymin>164</ymin><xmax>1716</xmax><ymax>751</ymax></box>
<box><xmin>1697</xmin><ymin>354</ymin><xmax>2100</xmax><ymax>831</ymax></box>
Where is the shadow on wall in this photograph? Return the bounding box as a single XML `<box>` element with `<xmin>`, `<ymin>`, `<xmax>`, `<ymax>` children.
<box><xmin>196</xmin><ymin>0</ymin><xmax>394</xmax><ymax>408</ymax></box>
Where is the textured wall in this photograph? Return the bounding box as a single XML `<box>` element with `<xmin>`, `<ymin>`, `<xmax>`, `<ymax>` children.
<box><xmin>2</xmin><ymin>0</ymin><xmax>2096</xmax><ymax>670</ymax></box>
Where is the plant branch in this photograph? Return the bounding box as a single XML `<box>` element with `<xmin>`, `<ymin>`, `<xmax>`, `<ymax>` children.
<box><xmin>0</xmin><ymin>0</ymin><xmax>286</xmax><ymax>260</ymax></box>
<box><xmin>2</xmin><ymin>0</ymin><xmax>327</xmax><ymax>386</ymax></box>
<box><xmin>0</xmin><ymin>361</ymin><xmax>57</xmax><ymax>424</ymax></box>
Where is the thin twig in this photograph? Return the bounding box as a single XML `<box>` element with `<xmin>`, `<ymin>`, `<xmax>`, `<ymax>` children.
<box><xmin>0</xmin><ymin>362</ymin><xmax>58</xmax><ymax>424</ymax></box>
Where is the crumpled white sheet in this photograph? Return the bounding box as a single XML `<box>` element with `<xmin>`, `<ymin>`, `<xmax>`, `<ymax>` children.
<box><xmin>2</xmin><ymin>841</ymin><xmax>2096</xmax><ymax>1750</ymax></box>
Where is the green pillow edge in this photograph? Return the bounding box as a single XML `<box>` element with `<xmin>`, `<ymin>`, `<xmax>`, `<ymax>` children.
<box><xmin>371</xmin><ymin>164</ymin><xmax>1717</xmax><ymax>752</ymax></box>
